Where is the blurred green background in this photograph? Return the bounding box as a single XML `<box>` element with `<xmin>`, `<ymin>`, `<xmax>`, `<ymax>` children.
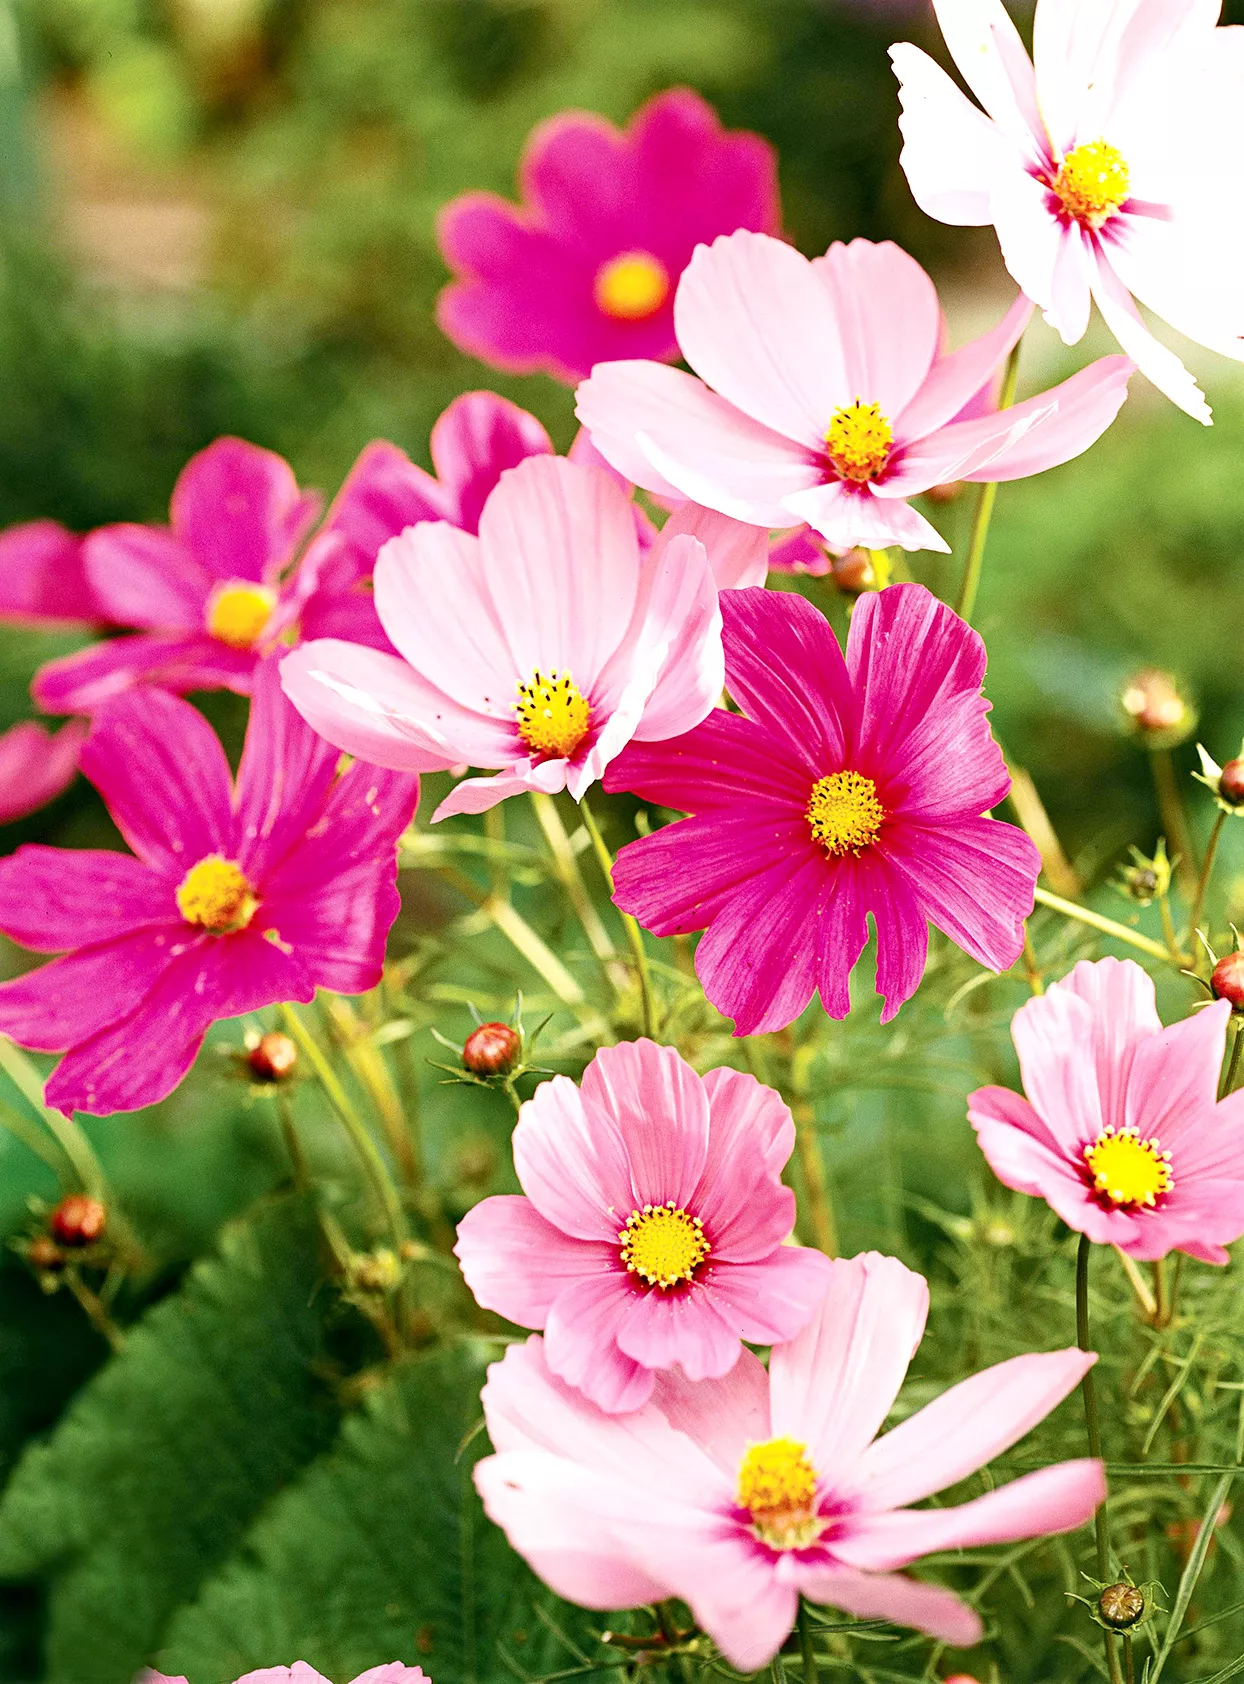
<box><xmin>0</xmin><ymin>4</ymin><xmax>1242</xmax><ymax>1679</ymax></box>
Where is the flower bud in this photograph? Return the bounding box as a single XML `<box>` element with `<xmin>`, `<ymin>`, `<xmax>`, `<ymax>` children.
<box><xmin>923</xmin><ymin>480</ymin><xmax>965</xmax><ymax>505</ymax></box>
<box><xmin>248</xmin><ymin>1030</ymin><xmax>298</xmax><ymax>1083</ymax></box>
<box><xmin>1121</xmin><ymin>668</ymin><xmax>1195</xmax><ymax>746</ymax></box>
<box><xmin>830</xmin><ymin>548</ymin><xmax>878</xmax><ymax>596</ymax></box>
<box><xmin>27</xmin><ymin>1235</ymin><xmax>63</xmax><ymax>1272</ymax></box>
<box><xmin>1098</xmin><ymin>1582</ymin><xmax>1146</xmax><ymax>1630</ymax></box>
<box><xmin>1115</xmin><ymin>841</ymin><xmax>1172</xmax><ymax>908</ymax></box>
<box><xmin>463</xmin><ymin>1021</ymin><xmax>520</xmax><ymax>1076</ymax></box>
<box><xmin>1212</xmin><ymin>950</ymin><xmax>1244</xmax><ymax>1010</ymax></box>
<box><xmin>347</xmin><ymin>1248</ymin><xmax>402</xmax><ymax>1293</ymax></box>
<box><xmin>49</xmin><ymin>1194</ymin><xmax>107</xmax><ymax>1248</ymax></box>
<box><xmin>1222</xmin><ymin>758</ymin><xmax>1244</xmax><ymax>806</ymax></box>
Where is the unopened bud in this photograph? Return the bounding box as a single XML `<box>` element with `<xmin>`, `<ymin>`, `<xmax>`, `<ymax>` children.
<box><xmin>49</xmin><ymin>1194</ymin><xmax>106</xmax><ymax>1248</ymax></box>
<box><xmin>27</xmin><ymin>1236</ymin><xmax>63</xmax><ymax>1271</ymax></box>
<box><xmin>924</xmin><ymin>480</ymin><xmax>965</xmax><ymax>505</ymax></box>
<box><xmin>1121</xmin><ymin>669</ymin><xmax>1195</xmax><ymax>745</ymax></box>
<box><xmin>1116</xmin><ymin>841</ymin><xmax>1172</xmax><ymax>909</ymax></box>
<box><xmin>348</xmin><ymin>1248</ymin><xmax>402</xmax><ymax>1293</ymax></box>
<box><xmin>463</xmin><ymin>1021</ymin><xmax>520</xmax><ymax>1076</ymax></box>
<box><xmin>1212</xmin><ymin>950</ymin><xmax>1244</xmax><ymax>1010</ymax></box>
<box><xmin>1222</xmin><ymin>758</ymin><xmax>1244</xmax><ymax>806</ymax></box>
<box><xmin>830</xmin><ymin>548</ymin><xmax>877</xmax><ymax>596</ymax></box>
<box><xmin>1098</xmin><ymin>1582</ymin><xmax>1146</xmax><ymax>1630</ymax></box>
<box><xmin>248</xmin><ymin>1031</ymin><xmax>298</xmax><ymax>1082</ymax></box>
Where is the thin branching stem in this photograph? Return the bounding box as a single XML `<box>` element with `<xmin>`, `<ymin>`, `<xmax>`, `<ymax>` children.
<box><xmin>797</xmin><ymin>1601</ymin><xmax>820</xmax><ymax>1684</ymax></box>
<box><xmin>578</xmin><ymin>792</ymin><xmax>656</xmax><ymax>1038</ymax></box>
<box><xmin>1076</xmin><ymin>1235</ymin><xmax>1124</xmax><ymax>1684</ymax></box>
<box><xmin>1033</xmin><ymin>886</ymin><xmax>1178</xmax><ymax>966</ymax></box>
<box><xmin>1150</xmin><ymin>747</ymin><xmax>1197</xmax><ymax>900</ymax></box>
<box><xmin>1187</xmin><ymin>808</ymin><xmax>1226</xmax><ymax>950</ymax></box>
<box><xmin>954</xmin><ymin>338</ymin><xmax>1022</xmax><ymax>623</ymax></box>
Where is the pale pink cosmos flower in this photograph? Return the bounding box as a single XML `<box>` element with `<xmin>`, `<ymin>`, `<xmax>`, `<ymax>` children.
<box><xmin>576</xmin><ymin>231</ymin><xmax>1134</xmax><ymax>553</ymax></box>
<box><xmin>970</xmin><ymin>957</ymin><xmax>1244</xmax><ymax>1262</ymax></box>
<box><xmin>437</xmin><ymin>89</ymin><xmax>780</xmax><ymax>385</ymax></box>
<box><xmin>456</xmin><ymin>1038</ymin><xmax>831</xmax><ymax>1414</ymax></box>
<box><xmin>891</xmin><ymin>0</ymin><xmax>1244</xmax><ymax>423</ymax></box>
<box><xmin>142</xmin><ymin>1666</ymin><xmax>428</xmax><ymax>1684</ymax></box>
<box><xmin>475</xmin><ymin>1252</ymin><xmax>1104</xmax><ymax>1670</ymax></box>
<box><xmin>280</xmin><ymin>455</ymin><xmax>724</xmax><ymax>820</ymax></box>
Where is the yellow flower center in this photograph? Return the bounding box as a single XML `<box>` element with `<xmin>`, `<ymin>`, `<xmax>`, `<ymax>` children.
<box><xmin>205</xmin><ymin>581</ymin><xmax>277</xmax><ymax>650</ymax></box>
<box><xmin>618</xmin><ymin>1202</ymin><xmax>710</xmax><ymax>1290</ymax></box>
<box><xmin>1053</xmin><ymin>139</ymin><xmax>1131</xmax><ymax>230</ymax></box>
<box><xmin>737</xmin><ymin>1437</ymin><xmax>825</xmax><ymax>1550</ymax></box>
<box><xmin>515</xmin><ymin>670</ymin><xmax>592</xmax><ymax>760</ymax></box>
<box><xmin>825</xmin><ymin>400</ymin><xmax>893</xmax><ymax>483</ymax></box>
<box><xmin>1083</xmin><ymin>1127</ymin><xmax>1173</xmax><ymax>1208</ymax></box>
<box><xmin>176</xmin><ymin>855</ymin><xmax>259</xmax><ymax>934</ymax></box>
<box><xmin>807</xmin><ymin>770</ymin><xmax>886</xmax><ymax>857</ymax></box>
<box><xmin>594</xmin><ymin>251</ymin><xmax>671</xmax><ymax>321</ymax></box>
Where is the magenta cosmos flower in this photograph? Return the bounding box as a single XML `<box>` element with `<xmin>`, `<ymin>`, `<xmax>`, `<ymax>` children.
<box><xmin>970</xmin><ymin>958</ymin><xmax>1244</xmax><ymax>1263</ymax></box>
<box><xmin>576</xmin><ymin>231</ymin><xmax>1134</xmax><ymax>553</ymax></box>
<box><xmin>145</xmin><ymin>1667</ymin><xmax>428</xmax><ymax>1684</ymax></box>
<box><xmin>0</xmin><ymin>718</ymin><xmax>87</xmax><ymax>824</ymax></box>
<box><xmin>891</xmin><ymin>0</ymin><xmax>1244</xmax><ymax>423</ymax></box>
<box><xmin>475</xmin><ymin>1251</ymin><xmax>1104</xmax><ymax>1669</ymax></box>
<box><xmin>0</xmin><ymin>657</ymin><xmax>418</xmax><ymax>1117</ymax></box>
<box><xmin>456</xmin><ymin>1038</ymin><xmax>831</xmax><ymax>1414</ymax></box>
<box><xmin>436</xmin><ymin>88</ymin><xmax>780</xmax><ymax>385</ymax></box>
<box><xmin>280</xmin><ymin>455</ymin><xmax>724</xmax><ymax>820</ymax></box>
<box><xmin>605</xmin><ymin>583</ymin><xmax>1040</xmax><ymax>1034</ymax></box>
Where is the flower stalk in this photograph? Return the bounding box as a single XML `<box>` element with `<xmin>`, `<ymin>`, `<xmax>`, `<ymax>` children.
<box><xmin>578</xmin><ymin>793</ymin><xmax>657</xmax><ymax>1038</ymax></box>
<box><xmin>954</xmin><ymin>336</ymin><xmax>1022</xmax><ymax>623</ymax></box>
<box><xmin>1076</xmin><ymin>1234</ymin><xmax>1124</xmax><ymax>1684</ymax></box>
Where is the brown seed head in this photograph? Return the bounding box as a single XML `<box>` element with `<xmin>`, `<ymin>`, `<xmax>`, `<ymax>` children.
<box><xmin>248</xmin><ymin>1031</ymin><xmax>298</xmax><ymax>1082</ymax></box>
<box><xmin>1098</xmin><ymin>1583</ymin><xmax>1146</xmax><ymax>1630</ymax></box>
<box><xmin>50</xmin><ymin>1194</ymin><xmax>107</xmax><ymax>1248</ymax></box>
<box><xmin>463</xmin><ymin>1021</ymin><xmax>521</xmax><ymax>1076</ymax></box>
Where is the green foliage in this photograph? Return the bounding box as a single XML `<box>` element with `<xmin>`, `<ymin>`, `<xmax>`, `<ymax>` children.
<box><xmin>0</xmin><ymin>1194</ymin><xmax>343</xmax><ymax>1683</ymax></box>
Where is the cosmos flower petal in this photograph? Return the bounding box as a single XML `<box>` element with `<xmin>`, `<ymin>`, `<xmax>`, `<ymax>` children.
<box><xmin>0</xmin><ymin>845</ymin><xmax>159</xmax><ymax>952</ymax></box>
<box><xmin>929</xmin><ymin>0</ymin><xmax>1047</xmax><ymax>156</ymax></box>
<box><xmin>83</xmin><ymin>523</ymin><xmax>209</xmax><ymax>630</ymax></box>
<box><xmin>33</xmin><ymin>633</ymin><xmax>257</xmax><ymax>715</ymax></box>
<box><xmin>810</xmin><ymin>240</ymin><xmax>942</xmax><ymax>420</ymax></box>
<box><xmin>606</xmin><ymin>709</ymin><xmax>814</xmax><ymax>812</ymax></box>
<box><xmin>895</xmin><ymin>293</ymin><xmax>1032</xmax><ymax>442</ymax></box>
<box><xmin>969</xmin><ymin>1085</ymin><xmax>1085</xmax><ymax>1198</ymax></box>
<box><xmin>1124</xmin><ymin>999</ymin><xmax>1232</xmax><ymax>1148</ymax></box>
<box><xmin>853</xmin><ymin>849</ymin><xmax>929</xmax><ymax>1025</ymax></box>
<box><xmin>456</xmin><ymin>1196</ymin><xmax>613</xmax><ymax>1328</ymax></box>
<box><xmin>654</xmin><ymin>501</ymin><xmax>769</xmax><ymax>591</ymax></box>
<box><xmin>782</xmin><ymin>481</ymin><xmax>951</xmax><ymax>554</ymax></box>
<box><xmin>428</xmin><ymin>390</ymin><xmax>556</xmax><ymax>533</ymax></box>
<box><xmin>953</xmin><ymin>356</ymin><xmax>1135</xmax><ymax>484</ymax></box>
<box><xmin>795</xmin><ymin>1565</ymin><xmax>982</xmax><ymax>1648</ymax></box>
<box><xmin>769</xmin><ymin>1253</ymin><xmax>929</xmax><ymax>1477</ymax></box>
<box><xmin>703</xmin><ymin>1249</ymin><xmax>835</xmax><ymax>1346</ymax></box>
<box><xmin>0</xmin><ymin>720</ymin><xmax>87</xmax><ymax>827</ymax></box>
<box><xmin>722</xmin><ymin>588</ymin><xmax>854</xmax><ymax>772</ymax></box>
<box><xmin>885</xmin><ymin>816</ymin><xmax>1038</xmax><ymax>978</ymax></box>
<box><xmin>0</xmin><ymin>520</ymin><xmax>100</xmax><ymax>625</ymax></box>
<box><xmin>169</xmin><ymin>436</ymin><xmax>319</xmax><ymax>584</ymax></box>
<box><xmin>544</xmin><ymin>1275</ymin><xmax>656</xmax><ymax>1414</ymax></box>
<box><xmin>512</xmin><ymin>1074</ymin><xmax>633</xmax><ymax>1243</ymax></box>
<box><xmin>580</xmin><ymin>1038</ymin><xmax>711</xmax><ymax>1206</ymax></box>
<box><xmin>647</xmin><ymin>1351</ymin><xmax>772</xmax><ymax>1475</ymax></box>
<box><xmin>851</xmin><ymin>1349</ymin><xmax>1095</xmax><ymax>1513</ymax></box>
<box><xmin>233</xmin><ymin>655</ymin><xmax>342</xmax><ymax>878</ymax></box>
<box><xmin>602</xmin><ymin>532</ymin><xmax>723</xmax><ymax>745</ymax></box>
<box><xmin>1090</xmin><ymin>260</ymin><xmax>1210</xmax><ymax>423</ymax></box>
<box><xmin>0</xmin><ymin>926</ymin><xmax>185</xmax><ymax>1055</ymax></box>
<box><xmin>889</xmin><ymin>43</ymin><xmax>1014</xmax><ymax>226</ymax></box>
<box><xmin>696</xmin><ymin>1065</ymin><xmax>796</xmax><ymax>1225</ymax></box>
<box><xmin>614</xmin><ymin>1288</ymin><xmax>742</xmax><ymax>1381</ymax></box>
<box><xmin>846</xmin><ymin>583</ymin><xmax>985</xmax><ymax>764</ymax></box>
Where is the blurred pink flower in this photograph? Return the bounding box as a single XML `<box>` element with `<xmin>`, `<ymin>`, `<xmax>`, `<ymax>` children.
<box><xmin>436</xmin><ymin>88</ymin><xmax>780</xmax><ymax>385</ymax></box>
<box><xmin>891</xmin><ymin>0</ymin><xmax>1244</xmax><ymax>423</ymax></box>
<box><xmin>970</xmin><ymin>957</ymin><xmax>1244</xmax><ymax>1262</ymax></box>
<box><xmin>576</xmin><ymin>232</ymin><xmax>1134</xmax><ymax>553</ymax></box>
<box><xmin>604</xmin><ymin>583</ymin><xmax>1040</xmax><ymax>1034</ymax></box>
<box><xmin>0</xmin><ymin>718</ymin><xmax>87</xmax><ymax>824</ymax></box>
<box><xmin>0</xmin><ymin>657</ymin><xmax>418</xmax><ymax>1117</ymax></box>
<box><xmin>455</xmin><ymin>1038</ymin><xmax>831</xmax><ymax>1414</ymax></box>
<box><xmin>280</xmin><ymin>456</ymin><xmax>724</xmax><ymax>820</ymax></box>
<box><xmin>143</xmin><ymin>1667</ymin><xmax>428</xmax><ymax>1684</ymax></box>
<box><xmin>475</xmin><ymin>1251</ymin><xmax>1104</xmax><ymax>1670</ymax></box>
<box><xmin>0</xmin><ymin>521</ymin><xmax>103</xmax><ymax>625</ymax></box>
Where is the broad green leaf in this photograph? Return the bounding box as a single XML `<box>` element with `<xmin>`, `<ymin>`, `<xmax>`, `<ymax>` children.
<box><xmin>160</xmin><ymin>1344</ymin><xmax>609</xmax><ymax>1684</ymax></box>
<box><xmin>0</xmin><ymin>1194</ymin><xmax>342</xmax><ymax>1684</ymax></box>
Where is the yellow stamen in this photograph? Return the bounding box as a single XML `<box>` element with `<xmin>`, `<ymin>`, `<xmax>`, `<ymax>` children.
<box><xmin>176</xmin><ymin>855</ymin><xmax>259</xmax><ymax>934</ymax></box>
<box><xmin>737</xmin><ymin>1437</ymin><xmax>824</xmax><ymax>1550</ymax></box>
<box><xmin>807</xmin><ymin>770</ymin><xmax>885</xmax><ymax>857</ymax></box>
<box><xmin>594</xmin><ymin>251</ymin><xmax>671</xmax><ymax>321</ymax></box>
<box><xmin>1083</xmin><ymin>1127</ymin><xmax>1173</xmax><ymax>1208</ymax></box>
<box><xmin>825</xmin><ymin>400</ymin><xmax>893</xmax><ymax>483</ymax></box>
<box><xmin>515</xmin><ymin>670</ymin><xmax>591</xmax><ymax>760</ymax></box>
<box><xmin>1053</xmin><ymin>139</ymin><xmax>1131</xmax><ymax>230</ymax></box>
<box><xmin>618</xmin><ymin>1201</ymin><xmax>710</xmax><ymax>1289</ymax></box>
<box><xmin>205</xmin><ymin>581</ymin><xmax>277</xmax><ymax>650</ymax></box>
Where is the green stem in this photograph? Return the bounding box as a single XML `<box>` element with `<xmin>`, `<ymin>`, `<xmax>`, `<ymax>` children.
<box><xmin>792</xmin><ymin>1096</ymin><xmax>837</xmax><ymax>1257</ymax></box>
<box><xmin>0</xmin><ymin>1035</ymin><xmax>108</xmax><ymax>1198</ymax></box>
<box><xmin>1076</xmin><ymin>1235</ymin><xmax>1125</xmax><ymax>1684</ymax></box>
<box><xmin>1033</xmin><ymin>886</ymin><xmax>1177</xmax><ymax>965</ymax></box>
<box><xmin>1150</xmin><ymin>747</ymin><xmax>1197</xmax><ymax>899</ymax></box>
<box><xmin>276</xmin><ymin>1090</ymin><xmax>309</xmax><ymax>1190</ymax></box>
<box><xmin>280</xmin><ymin>1003</ymin><xmax>407</xmax><ymax>1253</ymax></box>
<box><xmin>436</xmin><ymin>862</ymin><xmax>587</xmax><ymax>1006</ymax></box>
<box><xmin>796</xmin><ymin>1601</ymin><xmax>820</xmax><ymax>1684</ymax></box>
<box><xmin>1220</xmin><ymin>1022</ymin><xmax>1243</xmax><ymax>1101</ymax></box>
<box><xmin>954</xmin><ymin>337</ymin><xmax>1022</xmax><ymax>623</ymax></box>
<box><xmin>529</xmin><ymin>790</ymin><xmax>626</xmax><ymax>991</ymax></box>
<box><xmin>1187</xmin><ymin>808</ymin><xmax>1227</xmax><ymax>948</ymax></box>
<box><xmin>579</xmin><ymin>793</ymin><xmax>656</xmax><ymax>1038</ymax></box>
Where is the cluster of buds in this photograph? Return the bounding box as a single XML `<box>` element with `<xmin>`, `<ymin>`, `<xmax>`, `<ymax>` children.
<box><xmin>1120</xmin><ymin>668</ymin><xmax>1197</xmax><ymax>749</ymax></box>
<box><xmin>22</xmin><ymin>1193</ymin><xmax>108</xmax><ymax>1282</ymax></box>
<box><xmin>1115</xmin><ymin>839</ymin><xmax>1173</xmax><ymax>908</ymax></box>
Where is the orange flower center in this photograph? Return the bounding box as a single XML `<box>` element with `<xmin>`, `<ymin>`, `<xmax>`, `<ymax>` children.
<box><xmin>594</xmin><ymin>251</ymin><xmax>671</xmax><ymax>321</ymax></box>
<box><xmin>206</xmin><ymin>581</ymin><xmax>277</xmax><ymax>650</ymax></box>
<box><xmin>176</xmin><ymin>855</ymin><xmax>259</xmax><ymax>934</ymax></box>
<box><xmin>1053</xmin><ymin>139</ymin><xmax>1130</xmax><ymax>230</ymax></box>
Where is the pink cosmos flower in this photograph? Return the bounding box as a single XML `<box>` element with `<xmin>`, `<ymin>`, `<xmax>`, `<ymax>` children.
<box><xmin>280</xmin><ymin>455</ymin><xmax>724</xmax><ymax>820</ymax></box>
<box><xmin>0</xmin><ymin>718</ymin><xmax>87</xmax><ymax>824</ymax></box>
<box><xmin>456</xmin><ymin>1038</ymin><xmax>831</xmax><ymax>1414</ymax></box>
<box><xmin>475</xmin><ymin>1251</ymin><xmax>1104</xmax><ymax>1670</ymax></box>
<box><xmin>33</xmin><ymin>438</ymin><xmax>324</xmax><ymax>713</ymax></box>
<box><xmin>0</xmin><ymin>657</ymin><xmax>418</xmax><ymax>1117</ymax></box>
<box><xmin>891</xmin><ymin>0</ymin><xmax>1244</xmax><ymax>423</ymax></box>
<box><xmin>604</xmin><ymin>583</ymin><xmax>1040</xmax><ymax>1034</ymax></box>
<box><xmin>0</xmin><ymin>521</ymin><xmax>102</xmax><ymax>625</ymax></box>
<box><xmin>969</xmin><ymin>957</ymin><xmax>1244</xmax><ymax>1263</ymax></box>
<box><xmin>576</xmin><ymin>231</ymin><xmax>1134</xmax><ymax>553</ymax></box>
<box><xmin>436</xmin><ymin>88</ymin><xmax>780</xmax><ymax>385</ymax></box>
<box><xmin>144</xmin><ymin>1666</ymin><xmax>428</xmax><ymax>1684</ymax></box>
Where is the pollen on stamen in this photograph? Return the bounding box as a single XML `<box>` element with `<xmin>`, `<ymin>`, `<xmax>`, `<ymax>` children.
<box><xmin>619</xmin><ymin>1200</ymin><xmax>710</xmax><ymax>1290</ymax></box>
<box><xmin>806</xmin><ymin>770</ymin><xmax>886</xmax><ymax>857</ymax></box>
<box><xmin>176</xmin><ymin>855</ymin><xmax>259</xmax><ymax>935</ymax></box>
<box><xmin>1052</xmin><ymin>139</ymin><xmax>1131</xmax><ymax>230</ymax></box>
<box><xmin>825</xmin><ymin>399</ymin><xmax>893</xmax><ymax>483</ymax></box>
<box><xmin>205</xmin><ymin>581</ymin><xmax>278</xmax><ymax>650</ymax></box>
<box><xmin>737</xmin><ymin>1436</ymin><xmax>825</xmax><ymax>1551</ymax></box>
<box><xmin>594</xmin><ymin>251</ymin><xmax>670</xmax><ymax>321</ymax></box>
<box><xmin>515</xmin><ymin>670</ymin><xmax>592</xmax><ymax>761</ymax></box>
<box><xmin>1082</xmin><ymin>1125</ymin><xmax>1173</xmax><ymax>1208</ymax></box>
